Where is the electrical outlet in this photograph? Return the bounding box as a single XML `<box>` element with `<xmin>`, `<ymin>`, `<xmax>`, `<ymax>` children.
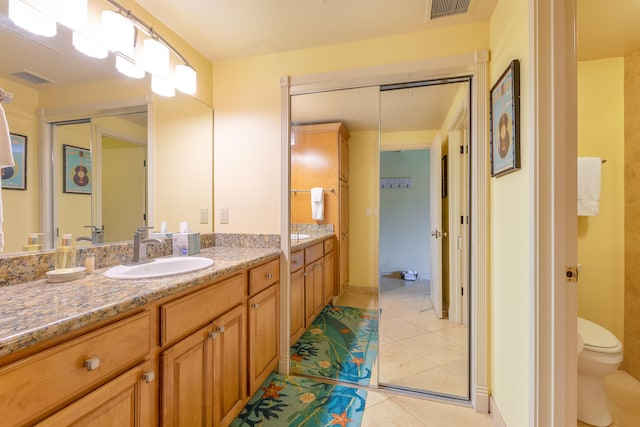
<box><xmin>219</xmin><ymin>208</ymin><xmax>229</xmax><ymax>224</ymax></box>
<box><xmin>200</xmin><ymin>208</ymin><xmax>208</xmax><ymax>224</ymax></box>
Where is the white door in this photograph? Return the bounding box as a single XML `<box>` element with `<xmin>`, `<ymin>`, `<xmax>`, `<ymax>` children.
<box><xmin>429</xmin><ymin>135</ymin><xmax>443</xmax><ymax>319</ymax></box>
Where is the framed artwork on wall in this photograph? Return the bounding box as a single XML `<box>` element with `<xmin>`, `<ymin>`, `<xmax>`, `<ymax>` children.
<box><xmin>63</xmin><ymin>144</ymin><xmax>92</xmax><ymax>194</ymax></box>
<box><xmin>1</xmin><ymin>133</ymin><xmax>27</xmax><ymax>190</ymax></box>
<box><xmin>490</xmin><ymin>59</ymin><xmax>520</xmax><ymax>177</ymax></box>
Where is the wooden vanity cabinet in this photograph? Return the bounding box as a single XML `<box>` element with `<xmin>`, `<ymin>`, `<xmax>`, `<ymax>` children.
<box><xmin>160</xmin><ymin>273</ymin><xmax>247</xmax><ymax>427</ymax></box>
<box><xmin>0</xmin><ymin>311</ymin><xmax>151</xmax><ymax>427</ymax></box>
<box><xmin>2</xmin><ymin>255</ymin><xmax>280</xmax><ymax>427</ymax></box>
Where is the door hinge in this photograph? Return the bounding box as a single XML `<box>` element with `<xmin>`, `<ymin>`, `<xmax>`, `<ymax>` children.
<box><xmin>566</xmin><ymin>266</ymin><xmax>578</xmax><ymax>283</ymax></box>
<box><xmin>461</xmin><ymin>287</ymin><xmax>464</xmax><ymax>296</ymax></box>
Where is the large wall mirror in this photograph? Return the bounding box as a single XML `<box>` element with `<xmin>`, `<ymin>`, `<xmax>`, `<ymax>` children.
<box><xmin>0</xmin><ymin>1</ymin><xmax>213</xmax><ymax>253</ymax></box>
<box><xmin>288</xmin><ymin>77</ymin><xmax>472</xmax><ymax>400</ymax></box>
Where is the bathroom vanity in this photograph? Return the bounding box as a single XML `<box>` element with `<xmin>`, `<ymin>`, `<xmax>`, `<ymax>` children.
<box><xmin>0</xmin><ymin>246</ymin><xmax>280</xmax><ymax>426</ymax></box>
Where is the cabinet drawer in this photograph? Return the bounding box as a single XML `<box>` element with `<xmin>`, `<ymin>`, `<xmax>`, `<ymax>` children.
<box><xmin>161</xmin><ymin>274</ymin><xmax>245</xmax><ymax>345</ymax></box>
<box><xmin>249</xmin><ymin>258</ymin><xmax>280</xmax><ymax>295</ymax></box>
<box><xmin>0</xmin><ymin>312</ymin><xmax>150</xmax><ymax>426</ymax></box>
<box><xmin>305</xmin><ymin>243</ymin><xmax>323</xmax><ymax>264</ymax></box>
<box><xmin>323</xmin><ymin>238</ymin><xmax>335</xmax><ymax>254</ymax></box>
<box><xmin>290</xmin><ymin>250</ymin><xmax>304</xmax><ymax>273</ymax></box>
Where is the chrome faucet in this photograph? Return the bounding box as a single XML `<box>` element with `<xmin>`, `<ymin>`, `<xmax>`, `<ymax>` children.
<box><xmin>76</xmin><ymin>225</ymin><xmax>104</xmax><ymax>244</ymax></box>
<box><xmin>126</xmin><ymin>226</ymin><xmax>164</xmax><ymax>265</ymax></box>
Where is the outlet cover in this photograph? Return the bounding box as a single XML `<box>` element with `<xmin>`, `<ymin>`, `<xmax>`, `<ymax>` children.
<box><xmin>220</xmin><ymin>208</ymin><xmax>229</xmax><ymax>224</ymax></box>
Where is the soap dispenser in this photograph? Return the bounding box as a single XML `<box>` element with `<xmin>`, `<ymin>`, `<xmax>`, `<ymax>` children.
<box><xmin>55</xmin><ymin>234</ymin><xmax>76</xmax><ymax>271</ymax></box>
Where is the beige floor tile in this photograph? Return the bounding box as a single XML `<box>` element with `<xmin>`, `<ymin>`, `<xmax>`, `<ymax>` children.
<box><xmin>364</xmin><ymin>389</ymin><xmax>390</xmax><ymax>408</ymax></box>
<box><xmin>393</xmin><ymin>394</ymin><xmax>494</xmax><ymax>427</ymax></box>
<box><xmin>396</xmin><ymin>308</ymin><xmax>455</xmax><ymax>333</ymax></box>
<box><xmin>394</xmin><ymin>359</ymin><xmax>469</xmax><ymax>397</ymax></box>
<box><xmin>433</xmin><ymin>324</ymin><xmax>469</xmax><ymax>346</ymax></box>
<box><xmin>397</xmin><ymin>332</ymin><xmax>466</xmax><ymax>366</ymax></box>
<box><xmin>360</xmin><ymin>397</ymin><xmax>426</xmax><ymax>426</ymax></box>
<box><xmin>378</xmin><ymin>341</ymin><xmax>438</xmax><ymax>384</ymax></box>
<box><xmin>379</xmin><ymin>315</ymin><xmax>430</xmax><ymax>342</ymax></box>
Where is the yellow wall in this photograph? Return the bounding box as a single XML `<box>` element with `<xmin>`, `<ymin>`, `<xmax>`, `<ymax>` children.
<box><xmin>577</xmin><ymin>58</ymin><xmax>625</xmax><ymax>341</ymax></box>
<box><xmin>1</xmin><ymin>78</ymin><xmax>40</xmax><ymax>253</ymax></box>
<box><xmin>212</xmin><ymin>22</ymin><xmax>490</xmax><ymax>234</ymax></box>
<box><xmin>489</xmin><ymin>0</ymin><xmax>531</xmax><ymax>425</ymax></box>
<box><xmin>154</xmin><ymin>94</ymin><xmax>213</xmax><ymax>234</ymax></box>
<box><xmin>348</xmin><ymin>130</ymin><xmax>379</xmax><ymax>288</ymax></box>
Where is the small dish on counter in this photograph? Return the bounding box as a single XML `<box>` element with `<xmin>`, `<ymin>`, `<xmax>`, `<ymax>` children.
<box><xmin>46</xmin><ymin>267</ymin><xmax>86</xmax><ymax>283</ymax></box>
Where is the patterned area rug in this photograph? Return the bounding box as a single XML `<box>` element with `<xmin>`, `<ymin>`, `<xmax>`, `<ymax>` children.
<box><xmin>230</xmin><ymin>373</ymin><xmax>368</xmax><ymax>427</ymax></box>
<box><xmin>290</xmin><ymin>305</ymin><xmax>378</xmax><ymax>386</ymax></box>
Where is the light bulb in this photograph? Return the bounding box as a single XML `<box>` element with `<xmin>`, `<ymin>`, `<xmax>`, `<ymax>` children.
<box><xmin>8</xmin><ymin>0</ymin><xmax>56</xmax><ymax>37</ymax></box>
<box><xmin>151</xmin><ymin>75</ymin><xmax>175</xmax><ymax>97</ymax></box>
<box><xmin>175</xmin><ymin>65</ymin><xmax>197</xmax><ymax>95</ymax></box>
<box><xmin>56</xmin><ymin>0</ymin><xmax>87</xmax><ymax>30</ymax></box>
<box><xmin>72</xmin><ymin>31</ymin><xmax>108</xmax><ymax>59</ymax></box>
<box><xmin>101</xmin><ymin>10</ymin><xmax>135</xmax><ymax>54</ymax></box>
<box><xmin>116</xmin><ymin>55</ymin><xmax>145</xmax><ymax>79</ymax></box>
<box><xmin>143</xmin><ymin>39</ymin><xmax>169</xmax><ymax>75</ymax></box>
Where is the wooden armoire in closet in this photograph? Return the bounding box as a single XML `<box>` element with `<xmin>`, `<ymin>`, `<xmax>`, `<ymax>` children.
<box><xmin>291</xmin><ymin>122</ymin><xmax>350</xmax><ymax>296</ymax></box>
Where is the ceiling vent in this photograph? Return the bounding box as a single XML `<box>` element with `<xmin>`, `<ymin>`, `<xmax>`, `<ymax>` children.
<box><xmin>10</xmin><ymin>70</ymin><xmax>52</xmax><ymax>85</ymax></box>
<box><xmin>428</xmin><ymin>0</ymin><xmax>471</xmax><ymax>20</ymax></box>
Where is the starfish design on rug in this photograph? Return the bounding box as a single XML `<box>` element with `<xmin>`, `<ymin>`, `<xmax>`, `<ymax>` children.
<box><xmin>340</xmin><ymin>328</ymin><xmax>351</xmax><ymax>334</ymax></box>
<box><xmin>261</xmin><ymin>382</ymin><xmax>285</xmax><ymax>399</ymax></box>
<box><xmin>330</xmin><ymin>411</ymin><xmax>353</xmax><ymax>427</ymax></box>
<box><xmin>351</xmin><ymin>357</ymin><xmax>365</xmax><ymax>366</ymax></box>
<box><xmin>290</xmin><ymin>353</ymin><xmax>305</xmax><ymax>362</ymax></box>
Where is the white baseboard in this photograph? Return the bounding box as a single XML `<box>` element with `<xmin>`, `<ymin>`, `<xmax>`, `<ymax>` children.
<box><xmin>490</xmin><ymin>396</ymin><xmax>507</xmax><ymax>427</ymax></box>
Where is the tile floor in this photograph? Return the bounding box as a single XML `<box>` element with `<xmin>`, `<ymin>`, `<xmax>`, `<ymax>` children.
<box><xmin>333</xmin><ymin>281</ymin><xmax>493</xmax><ymax>427</ymax></box>
<box><xmin>334</xmin><ymin>280</ymin><xmax>640</xmax><ymax>426</ymax></box>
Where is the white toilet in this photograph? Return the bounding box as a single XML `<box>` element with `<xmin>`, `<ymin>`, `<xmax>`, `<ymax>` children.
<box><xmin>577</xmin><ymin>317</ymin><xmax>623</xmax><ymax>426</ymax></box>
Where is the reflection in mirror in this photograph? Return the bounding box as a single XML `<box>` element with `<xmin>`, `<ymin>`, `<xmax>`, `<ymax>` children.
<box><xmin>378</xmin><ymin>79</ymin><xmax>470</xmax><ymax>399</ymax></box>
<box><xmin>0</xmin><ymin>2</ymin><xmax>214</xmax><ymax>254</ymax></box>
<box><xmin>289</xmin><ymin>79</ymin><xmax>472</xmax><ymax>400</ymax></box>
<box><xmin>51</xmin><ymin>112</ymin><xmax>147</xmax><ymax>248</ymax></box>
<box><xmin>289</xmin><ymin>86</ymin><xmax>381</xmax><ymax>388</ymax></box>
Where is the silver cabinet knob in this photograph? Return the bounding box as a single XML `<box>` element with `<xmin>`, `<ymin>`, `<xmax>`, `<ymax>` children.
<box><xmin>217</xmin><ymin>325</ymin><xmax>225</xmax><ymax>333</ymax></box>
<box><xmin>252</xmin><ymin>303</ymin><xmax>260</xmax><ymax>309</ymax></box>
<box><xmin>142</xmin><ymin>371</ymin><xmax>155</xmax><ymax>383</ymax></box>
<box><xmin>208</xmin><ymin>331</ymin><xmax>219</xmax><ymax>340</ymax></box>
<box><xmin>266</xmin><ymin>272</ymin><xmax>273</xmax><ymax>279</ymax></box>
<box><xmin>83</xmin><ymin>357</ymin><xmax>100</xmax><ymax>372</ymax></box>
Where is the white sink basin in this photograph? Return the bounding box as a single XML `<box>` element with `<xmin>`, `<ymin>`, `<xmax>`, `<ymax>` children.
<box><xmin>105</xmin><ymin>256</ymin><xmax>214</xmax><ymax>279</ymax></box>
<box><xmin>290</xmin><ymin>233</ymin><xmax>311</xmax><ymax>240</ymax></box>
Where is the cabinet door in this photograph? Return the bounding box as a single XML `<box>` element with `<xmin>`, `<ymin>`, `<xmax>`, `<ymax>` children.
<box><xmin>312</xmin><ymin>260</ymin><xmax>324</xmax><ymax>317</ymax></box>
<box><xmin>323</xmin><ymin>251</ymin><xmax>335</xmax><ymax>306</ymax></box>
<box><xmin>213</xmin><ymin>304</ymin><xmax>247</xmax><ymax>427</ymax></box>
<box><xmin>290</xmin><ymin>268</ymin><xmax>305</xmax><ymax>343</ymax></box>
<box><xmin>162</xmin><ymin>325</ymin><xmax>214</xmax><ymax>427</ymax></box>
<box><xmin>36</xmin><ymin>361</ymin><xmax>154</xmax><ymax>427</ymax></box>
<box><xmin>248</xmin><ymin>285</ymin><xmax>279</xmax><ymax>395</ymax></box>
<box><xmin>305</xmin><ymin>259</ymin><xmax>324</xmax><ymax>327</ymax></box>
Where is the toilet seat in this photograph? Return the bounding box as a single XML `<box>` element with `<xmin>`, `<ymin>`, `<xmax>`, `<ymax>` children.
<box><xmin>578</xmin><ymin>317</ymin><xmax>622</xmax><ymax>354</ymax></box>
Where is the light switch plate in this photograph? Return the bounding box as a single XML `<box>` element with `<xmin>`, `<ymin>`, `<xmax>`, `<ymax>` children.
<box><xmin>219</xmin><ymin>208</ymin><xmax>229</xmax><ymax>224</ymax></box>
<box><xmin>200</xmin><ymin>208</ymin><xmax>208</xmax><ymax>224</ymax></box>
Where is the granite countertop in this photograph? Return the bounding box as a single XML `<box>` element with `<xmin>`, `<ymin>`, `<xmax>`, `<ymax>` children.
<box><xmin>290</xmin><ymin>231</ymin><xmax>334</xmax><ymax>251</ymax></box>
<box><xmin>0</xmin><ymin>246</ymin><xmax>281</xmax><ymax>359</ymax></box>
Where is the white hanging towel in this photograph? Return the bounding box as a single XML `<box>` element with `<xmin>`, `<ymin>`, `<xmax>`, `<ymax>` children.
<box><xmin>577</xmin><ymin>157</ymin><xmax>602</xmax><ymax>216</ymax></box>
<box><xmin>310</xmin><ymin>187</ymin><xmax>324</xmax><ymax>220</ymax></box>
<box><xmin>0</xmin><ymin>104</ymin><xmax>15</xmax><ymax>252</ymax></box>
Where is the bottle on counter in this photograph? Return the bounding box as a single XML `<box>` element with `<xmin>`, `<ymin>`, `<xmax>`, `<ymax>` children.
<box><xmin>55</xmin><ymin>234</ymin><xmax>76</xmax><ymax>271</ymax></box>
